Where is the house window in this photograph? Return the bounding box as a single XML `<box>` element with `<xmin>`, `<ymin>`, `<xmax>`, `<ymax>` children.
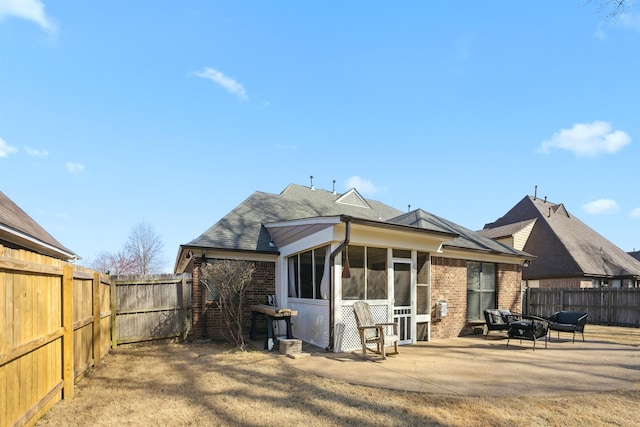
<box><xmin>287</xmin><ymin>245</ymin><xmax>330</xmax><ymax>299</ymax></box>
<box><xmin>342</xmin><ymin>245</ymin><xmax>388</xmax><ymax>300</ymax></box>
<box><xmin>466</xmin><ymin>261</ymin><xmax>496</xmax><ymax>321</ymax></box>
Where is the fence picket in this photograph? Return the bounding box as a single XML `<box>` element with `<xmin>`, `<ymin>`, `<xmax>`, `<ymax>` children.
<box><xmin>526</xmin><ymin>287</ymin><xmax>640</xmax><ymax>326</ymax></box>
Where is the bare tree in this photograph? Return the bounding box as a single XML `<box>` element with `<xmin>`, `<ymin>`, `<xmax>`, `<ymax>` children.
<box><xmin>87</xmin><ymin>249</ymin><xmax>137</xmax><ymax>275</ymax></box>
<box><xmin>85</xmin><ymin>221</ymin><xmax>165</xmax><ymax>275</ymax></box>
<box><xmin>200</xmin><ymin>260</ymin><xmax>255</xmax><ymax>350</ymax></box>
<box><xmin>124</xmin><ymin>221</ymin><xmax>165</xmax><ymax>274</ymax></box>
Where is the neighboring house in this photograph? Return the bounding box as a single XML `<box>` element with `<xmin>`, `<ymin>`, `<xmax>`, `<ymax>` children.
<box><xmin>175</xmin><ymin>183</ymin><xmax>531</xmax><ymax>352</ymax></box>
<box><xmin>0</xmin><ymin>190</ymin><xmax>77</xmax><ymax>261</ymax></box>
<box><xmin>480</xmin><ymin>195</ymin><xmax>640</xmax><ymax>289</ymax></box>
<box><xmin>629</xmin><ymin>251</ymin><xmax>640</xmax><ymax>262</ymax></box>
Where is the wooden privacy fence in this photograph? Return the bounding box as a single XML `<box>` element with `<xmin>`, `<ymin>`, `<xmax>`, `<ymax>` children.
<box><xmin>111</xmin><ymin>274</ymin><xmax>192</xmax><ymax>346</ymax></box>
<box><xmin>525</xmin><ymin>287</ymin><xmax>640</xmax><ymax>327</ymax></box>
<box><xmin>1</xmin><ymin>245</ymin><xmax>111</xmax><ymax>427</ymax></box>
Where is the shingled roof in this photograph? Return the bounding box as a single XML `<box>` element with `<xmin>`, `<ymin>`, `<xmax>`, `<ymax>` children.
<box><xmin>389</xmin><ymin>209</ymin><xmax>530</xmax><ymax>258</ymax></box>
<box><xmin>482</xmin><ymin>195</ymin><xmax>640</xmax><ymax>279</ymax></box>
<box><xmin>184</xmin><ymin>184</ymin><xmax>405</xmax><ymax>253</ymax></box>
<box><xmin>0</xmin><ymin>190</ymin><xmax>77</xmax><ymax>260</ymax></box>
<box><xmin>183</xmin><ymin>184</ymin><xmax>530</xmax><ymax>261</ymax></box>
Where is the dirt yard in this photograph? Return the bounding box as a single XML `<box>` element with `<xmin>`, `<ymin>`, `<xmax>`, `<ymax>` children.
<box><xmin>37</xmin><ymin>325</ymin><xmax>639</xmax><ymax>427</ymax></box>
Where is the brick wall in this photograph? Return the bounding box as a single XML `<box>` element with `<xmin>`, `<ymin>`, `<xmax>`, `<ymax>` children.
<box><xmin>538</xmin><ymin>277</ymin><xmax>582</xmax><ymax>288</ymax></box>
<box><xmin>430</xmin><ymin>257</ymin><xmax>467</xmax><ymax>339</ymax></box>
<box><xmin>430</xmin><ymin>257</ymin><xmax>523</xmax><ymax>339</ymax></box>
<box><xmin>497</xmin><ymin>263</ymin><xmax>523</xmax><ymax>311</ymax></box>
<box><xmin>198</xmin><ymin>260</ymin><xmax>276</xmax><ymax>341</ymax></box>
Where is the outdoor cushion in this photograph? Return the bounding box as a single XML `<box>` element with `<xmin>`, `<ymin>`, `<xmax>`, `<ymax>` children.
<box><xmin>483</xmin><ymin>309</ymin><xmax>522</xmax><ymax>338</ymax></box>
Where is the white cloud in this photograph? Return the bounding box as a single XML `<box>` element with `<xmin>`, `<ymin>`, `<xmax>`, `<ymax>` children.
<box><xmin>616</xmin><ymin>12</ymin><xmax>640</xmax><ymax>32</ymax></box>
<box><xmin>345</xmin><ymin>176</ymin><xmax>382</xmax><ymax>195</ymax></box>
<box><xmin>0</xmin><ymin>0</ymin><xmax>57</xmax><ymax>34</ymax></box>
<box><xmin>629</xmin><ymin>208</ymin><xmax>640</xmax><ymax>219</ymax></box>
<box><xmin>594</xmin><ymin>12</ymin><xmax>640</xmax><ymax>40</ymax></box>
<box><xmin>582</xmin><ymin>199</ymin><xmax>621</xmax><ymax>215</ymax></box>
<box><xmin>538</xmin><ymin>121</ymin><xmax>631</xmax><ymax>157</ymax></box>
<box><xmin>594</xmin><ymin>22</ymin><xmax>607</xmax><ymax>40</ymax></box>
<box><xmin>194</xmin><ymin>67</ymin><xmax>247</xmax><ymax>101</ymax></box>
<box><xmin>25</xmin><ymin>146</ymin><xmax>48</xmax><ymax>157</ymax></box>
<box><xmin>0</xmin><ymin>137</ymin><xmax>18</xmax><ymax>157</ymax></box>
<box><xmin>65</xmin><ymin>162</ymin><xmax>84</xmax><ymax>173</ymax></box>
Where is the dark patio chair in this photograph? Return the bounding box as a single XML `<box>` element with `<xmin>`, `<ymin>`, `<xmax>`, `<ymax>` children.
<box><xmin>507</xmin><ymin>315</ymin><xmax>549</xmax><ymax>350</ymax></box>
<box><xmin>483</xmin><ymin>309</ymin><xmax>522</xmax><ymax>338</ymax></box>
<box><xmin>547</xmin><ymin>311</ymin><xmax>588</xmax><ymax>343</ymax></box>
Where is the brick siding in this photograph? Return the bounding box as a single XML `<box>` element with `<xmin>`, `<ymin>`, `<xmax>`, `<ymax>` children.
<box><xmin>430</xmin><ymin>257</ymin><xmax>523</xmax><ymax>339</ymax></box>
<box><xmin>192</xmin><ymin>260</ymin><xmax>276</xmax><ymax>341</ymax></box>
<box><xmin>538</xmin><ymin>277</ymin><xmax>583</xmax><ymax>288</ymax></box>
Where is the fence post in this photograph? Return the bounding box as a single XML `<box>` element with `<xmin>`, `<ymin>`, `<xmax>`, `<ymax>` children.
<box><xmin>111</xmin><ymin>277</ymin><xmax>117</xmax><ymax>348</ymax></box>
<box><xmin>607</xmin><ymin>286</ymin><xmax>613</xmax><ymax>325</ymax></box>
<box><xmin>181</xmin><ymin>275</ymin><xmax>190</xmax><ymax>341</ymax></box>
<box><xmin>62</xmin><ymin>264</ymin><xmax>74</xmax><ymax>399</ymax></box>
<box><xmin>92</xmin><ymin>272</ymin><xmax>101</xmax><ymax>367</ymax></box>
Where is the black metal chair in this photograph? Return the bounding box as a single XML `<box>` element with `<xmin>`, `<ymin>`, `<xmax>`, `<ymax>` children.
<box><xmin>483</xmin><ymin>309</ymin><xmax>522</xmax><ymax>338</ymax></box>
<box><xmin>547</xmin><ymin>311</ymin><xmax>588</xmax><ymax>343</ymax></box>
<box><xmin>507</xmin><ymin>315</ymin><xmax>549</xmax><ymax>350</ymax></box>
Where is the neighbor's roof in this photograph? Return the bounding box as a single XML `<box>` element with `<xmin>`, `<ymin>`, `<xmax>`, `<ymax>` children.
<box><xmin>0</xmin><ymin>190</ymin><xmax>77</xmax><ymax>260</ymax></box>
<box><xmin>389</xmin><ymin>209</ymin><xmax>531</xmax><ymax>258</ymax></box>
<box><xmin>477</xmin><ymin>219</ymin><xmax>536</xmax><ymax>240</ymax></box>
<box><xmin>183</xmin><ymin>184</ymin><xmax>530</xmax><ymax>261</ymax></box>
<box><xmin>483</xmin><ymin>195</ymin><xmax>640</xmax><ymax>278</ymax></box>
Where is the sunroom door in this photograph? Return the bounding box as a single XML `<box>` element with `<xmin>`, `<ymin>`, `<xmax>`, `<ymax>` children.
<box><xmin>393</xmin><ymin>261</ymin><xmax>413</xmax><ymax>344</ymax></box>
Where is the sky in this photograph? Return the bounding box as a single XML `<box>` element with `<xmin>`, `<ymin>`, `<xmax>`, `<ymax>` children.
<box><xmin>1</xmin><ymin>0</ymin><xmax>639</xmax><ymax>273</ymax></box>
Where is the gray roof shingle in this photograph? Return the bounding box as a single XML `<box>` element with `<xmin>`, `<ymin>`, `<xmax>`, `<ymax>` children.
<box><xmin>389</xmin><ymin>209</ymin><xmax>530</xmax><ymax>257</ymax></box>
<box><xmin>186</xmin><ymin>184</ymin><xmax>404</xmax><ymax>252</ymax></box>
<box><xmin>185</xmin><ymin>184</ymin><xmax>530</xmax><ymax>259</ymax></box>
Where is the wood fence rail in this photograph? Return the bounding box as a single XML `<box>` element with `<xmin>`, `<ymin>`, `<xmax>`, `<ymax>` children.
<box><xmin>110</xmin><ymin>274</ymin><xmax>192</xmax><ymax>347</ymax></box>
<box><xmin>1</xmin><ymin>245</ymin><xmax>111</xmax><ymax>427</ymax></box>
<box><xmin>525</xmin><ymin>287</ymin><xmax>640</xmax><ymax>327</ymax></box>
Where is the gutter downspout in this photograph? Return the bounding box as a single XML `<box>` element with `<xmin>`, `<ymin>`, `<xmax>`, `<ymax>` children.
<box><xmin>326</xmin><ymin>218</ymin><xmax>350</xmax><ymax>352</ymax></box>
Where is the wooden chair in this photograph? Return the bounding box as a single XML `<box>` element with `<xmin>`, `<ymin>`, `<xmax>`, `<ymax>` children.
<box><xmin>353</xmin><ymin>301</ymin><xmax>399</xmax><ymax>360</ymax></box>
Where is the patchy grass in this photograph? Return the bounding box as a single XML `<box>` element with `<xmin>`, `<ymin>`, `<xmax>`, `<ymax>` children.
<box><xmin>37</xmin><ymin>325</ymin><xmax>639</xmax><ymax>427</ymax></box>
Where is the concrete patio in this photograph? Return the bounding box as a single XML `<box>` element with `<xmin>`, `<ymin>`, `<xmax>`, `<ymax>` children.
<box><xmin>278</xmin><ymin>334</ymin><xmax>640</xmax><ymax>397</ymax></box>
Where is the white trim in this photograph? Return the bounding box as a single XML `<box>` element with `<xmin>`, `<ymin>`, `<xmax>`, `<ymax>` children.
<box><xmin>264</xmin><ymin>216</ymin><xmax>342</xmax><ymax>228</ymax></box>
<box><xmin>0</xmin><ymin>224</ymin><xmax>77</xmax><ymax>260</ymax></box>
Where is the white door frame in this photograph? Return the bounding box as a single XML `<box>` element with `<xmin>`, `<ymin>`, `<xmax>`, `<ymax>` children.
<box><xmin>391</xmin><ymin>257</ymin><xmax>415</xmax><ymax>344</ymax></box>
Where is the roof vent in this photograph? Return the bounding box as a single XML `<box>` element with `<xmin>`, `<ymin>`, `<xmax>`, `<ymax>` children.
<box><xmin>310</xmin><ymin>175</ymin><xmax>315</xmax><ymax>190</ymax></box>
<box><xmin>332</xmin><ymin>179</ymin><xmax>337</xmax><ymax>195</ymax></box>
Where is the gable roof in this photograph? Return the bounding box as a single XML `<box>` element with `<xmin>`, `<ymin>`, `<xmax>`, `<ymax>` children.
<box><xmin>183</xmin><ymin>184</ymin><xmax>405</xmax><ymax>254</ymax></box>
<box><xmin>180</xmin><ymin>184</ymin><xmax>530</xmax><ymax>267</ymax></box>
<box><xmin>483</xmin><ymin>195</ymin><xmax>640</xmax><ymax>279</ymax></box>
<box><xmin>478</xmin><ymin>219</ymin><xmax>537</xmax><ymax>240</ymax></box>
<box><xmin>389</xmin><ymin>209</ymin><xmax>531</xmax><ymax>258</ymax></box>
<box><xmin>0</xmin><ymin>190</ymin><xmax>77</xmax><ymax>260</ymax></box>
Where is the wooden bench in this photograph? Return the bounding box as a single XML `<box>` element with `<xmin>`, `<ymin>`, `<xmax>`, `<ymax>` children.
<box><xmin>248</xmin><ymin>304</ymin><xmax>298</xmax><ymax>351</ymax></box>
